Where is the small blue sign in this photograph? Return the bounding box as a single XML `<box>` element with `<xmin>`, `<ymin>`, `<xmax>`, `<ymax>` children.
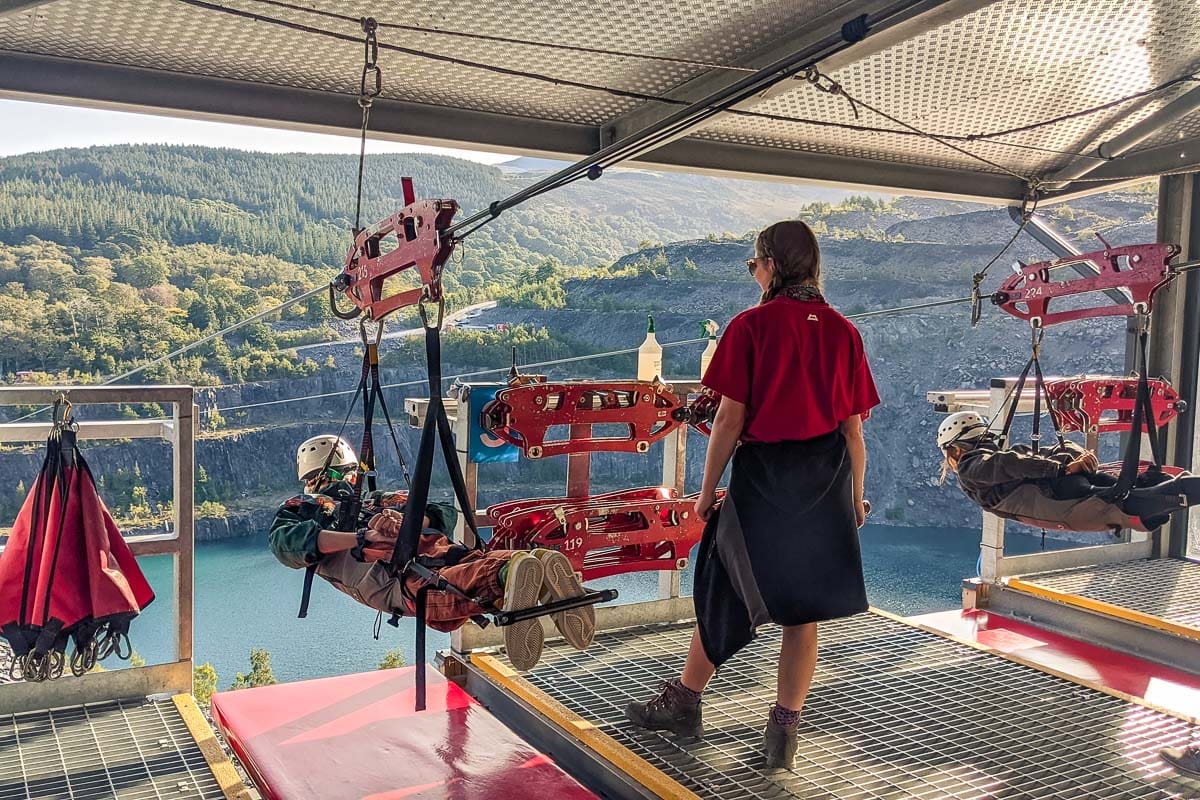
<box><xmin>468</xmin><ymin>384</ymin><xmax>520</xmax><ymax>463</ymax></box>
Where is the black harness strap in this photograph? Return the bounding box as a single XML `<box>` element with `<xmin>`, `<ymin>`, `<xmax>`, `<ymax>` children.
<box><xmin>998</xmin><ymin>352</ymin><xmax>1036</xmax><ymax>445</ymax></box>
<box><xmin>1104</xmin><ymin>321</ymin><xmax>1162</xmax><ymax>500</ymax></box>
<box><xmin>996</xmin><ymin>326</ymin><xmax>1064</xmax><ymax>455</ymax></box>
<box><xmin>388</xmin><ymin>301</ymin><xmax>485</xmax><ymax>713</ymax></box>
<box><xmin>391</xmin><ymin>301</ymin><xmax>480</xmax><ymax>573</ymax></box>
<box><xmin>298</xmin><ymin>321</ymin><xmax>413</xmax><ymax>618</ymax></box>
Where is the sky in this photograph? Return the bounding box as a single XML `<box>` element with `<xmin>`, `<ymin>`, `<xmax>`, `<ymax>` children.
<box><xmin>0</xmin><ymin>98</ymin><xmax>511</xmax><ymax>162</ymax></box>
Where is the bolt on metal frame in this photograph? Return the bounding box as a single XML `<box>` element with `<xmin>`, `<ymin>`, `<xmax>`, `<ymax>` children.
<box><xmin>0</xmin><ymin>385</ymin><xmax>195</xmax><ymax>716</ymax></box>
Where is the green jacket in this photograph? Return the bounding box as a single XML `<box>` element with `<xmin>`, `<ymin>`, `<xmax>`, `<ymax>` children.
<box><xmin>269</xmin><ymin>480</ymin><xmax>458</xmax><ymax>570</ymax></box>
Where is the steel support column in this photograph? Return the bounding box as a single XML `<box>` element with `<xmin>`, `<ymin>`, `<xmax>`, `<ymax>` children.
<box><xmin>1150</xmin><ymin>173</ymin><xmax>1200</xmax><ymax>559</ymax></box>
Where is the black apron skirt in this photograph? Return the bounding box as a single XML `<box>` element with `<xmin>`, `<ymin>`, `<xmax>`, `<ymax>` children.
<box><xmin>693</xmin><ymin>431</ymin><xmax>868</xmax><ymax>667</ymax></box>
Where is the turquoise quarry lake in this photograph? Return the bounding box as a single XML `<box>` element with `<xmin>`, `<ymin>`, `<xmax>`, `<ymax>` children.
<box><xmin>125</xmin><ymin>525</ymin><xmax>1063</xmax><ymax>686</ymax></box>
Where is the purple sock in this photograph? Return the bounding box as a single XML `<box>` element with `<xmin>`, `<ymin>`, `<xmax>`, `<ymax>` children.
<box><xmin>671</xmin><ymin>679</ymin><xmax>703</xmax><ymax>704</ymax></box>
<box><xmin>770</xmin><ymin>703</ymin><xmax>802</xmax><ymax>728</ymax></box>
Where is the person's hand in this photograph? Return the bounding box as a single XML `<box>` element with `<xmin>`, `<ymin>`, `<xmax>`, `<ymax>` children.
<box><xmin>1065</xmin><ymin>452</ymin><xmax>1099</xmax><ymax>475</ymax></box>
<box><xmin>366</xmin><ymin>509</ymin><xmax>403</xmax><ymax>544</ymax></box>
<box><xmin>854</xmin><ymin>499</ymin><xmax>868</xmax><ymax>528</ymax></box>
<box><xmin>694</xmin><ymin>490</ymin><xmax>718</xmax><ymax>521</ymax></box>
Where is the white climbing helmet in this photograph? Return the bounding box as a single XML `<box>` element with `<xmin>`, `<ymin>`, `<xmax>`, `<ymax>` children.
<box><xmin>936</xmin><ymin>412</ymin><xmax>990</xmax><ymax>449</ymax></box>
<box><xmin>296</xmin><ymin>435</ymin><xmax>359</xmax><ymax>481</ymax></box>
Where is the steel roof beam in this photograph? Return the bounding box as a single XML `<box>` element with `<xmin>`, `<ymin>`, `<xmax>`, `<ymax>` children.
<box><xmin>1074</xmin><ymin>135</ymin><xmax>1200</xmax><ymax>184</ymax></box>
<box><xmin>647</xmin><ymin>137</ymin><xmax>1024</xmax><ymax>200</ymax></box>
<box><xmin>1011</xmin><ymin>207</ymin><xmax>1129</xmax><ymax>305</ymax></box>
<box><xmin>1044</xmin><ymin>86</ymin><xmax>1200</xmax><ymax>190</ymax></box>
<box><xmin>0</xmin><ymin>50</ymin><xmax>1026</xmax><ymax>202</ymax></box>
<box><xmin>0</xmin><ymin>0</ymin><xmax>59</xmax><ymax>18</ymax></box>
<box><xmin>0</xmin><ymin>51</ymin><xmax>600</xmax><ymax>159</ymax></box>
<box><xmin>603</xmin><ymin>0</ymin><xmax>1004</xmax><ymax>148</ymax></box>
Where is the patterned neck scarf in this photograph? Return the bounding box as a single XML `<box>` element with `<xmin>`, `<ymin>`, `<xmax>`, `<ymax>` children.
<box><xmin>771</xmin><ymin>283</ymin><xmax>825</xmax><ymax>303</ymax></box>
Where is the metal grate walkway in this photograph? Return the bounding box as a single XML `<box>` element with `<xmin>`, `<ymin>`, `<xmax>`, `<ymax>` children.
<box><xmin>0</xmin><ymin>697</ymin><xmax>229</xmax><ymax>800</ymax></box>
<box><xmin>1009</xmin><ymin>558</ymin><xmax>1200</xmax><ymax>640</ymax></box>
<box><xmin>508</xmin><ymin>613</ymin><xmax>1198</xmax><ymax>799</ymax></box>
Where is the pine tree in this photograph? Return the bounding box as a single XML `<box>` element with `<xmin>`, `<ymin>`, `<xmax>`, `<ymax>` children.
<box><xmin>231</xmin><ymin>648</ymin><xmax>277</xmax><ymax>690</ymax></box>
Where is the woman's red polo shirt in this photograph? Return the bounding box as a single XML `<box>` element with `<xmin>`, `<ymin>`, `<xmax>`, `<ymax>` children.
<box><xmin>701</xmin><ymin>297</ymin><xmax>880</xmax><ymax>443</ymax></box>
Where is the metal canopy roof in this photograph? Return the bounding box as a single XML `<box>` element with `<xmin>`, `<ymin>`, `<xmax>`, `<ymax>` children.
<box><xmin>1</xmin><ymin>0</ymin><xmax>1199</xmax><ymax>203</ymax></box>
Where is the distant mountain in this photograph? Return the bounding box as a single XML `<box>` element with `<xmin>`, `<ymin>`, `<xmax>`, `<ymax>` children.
<box><xmin>495</xmin><ymin>156</ymin><xmax>569</xmax><ymax>173</ymax></box>
<box><xmin>0</xmin><ymin>145</ymin><xmax>858</xmax><ymax>290</ymax></box>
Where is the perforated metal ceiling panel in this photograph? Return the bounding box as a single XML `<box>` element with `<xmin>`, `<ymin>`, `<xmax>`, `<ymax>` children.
<box><xmin>1</xmin><ymin>0</ymin><xmax>1199</xmax><ymax>200</ymax></box>
<box><xmin>0</xmin><ymin>0</ymin><xmax>848</xmax><ymax>125</ymax></box>
<box><xmin>703</xmin><ymin>0</ymin><xmax>1200</xmax><ymax>178</ymax></box>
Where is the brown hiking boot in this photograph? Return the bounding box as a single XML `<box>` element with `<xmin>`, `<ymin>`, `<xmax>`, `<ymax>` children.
<box><xmin>763</xmin><ymin>719</ymin><xmax>798</xmax><ymax>771</ymax></box>
<box><xmin>1162</xmin><ymin>745</ymin><xmax>1200</xmax><ymax>779</ymax></box>
<box><xmin>625</xmin><ymin>681</ymin><xmax>703</xmax><ymax>738</ymax></box>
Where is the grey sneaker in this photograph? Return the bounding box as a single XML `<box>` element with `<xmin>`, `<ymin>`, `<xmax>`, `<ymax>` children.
<box><xmin>534</xmin><ymin>549</ymin><xmax>595</xmax><ymax>650</ymax></box>
<box><xmin>763</xmin><ymin>719</ymin><xmax>798</xmax><ymax>771</ymax></box>
<box><xmin>1162</xmin><ymin>745</ymin><xmax>1200</xmax><ymax>779</ymax></box>
<box><xmin>625</xmin><ymin>681</ymin><xmax>703</xmax><ymax>738</ymax></box>
<box><xmin>501</xmin><ymin>552</ymin><xmax>546</xmax><ymax>672</ymax></box>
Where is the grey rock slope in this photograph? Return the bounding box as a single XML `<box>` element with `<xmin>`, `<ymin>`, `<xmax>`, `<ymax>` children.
<box><xmin>0</xmin><ymin>187</ymin><xmax>1158</xmax><ymax>538</ymax></box>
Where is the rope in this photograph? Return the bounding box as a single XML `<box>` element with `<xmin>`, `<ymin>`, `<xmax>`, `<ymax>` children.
<box><xmin>173</xmin><ymin>0</ymin><xmax>699</xmax><ymax>108</ymax></box>
<box><xmin>202</xmin><ymin>293</ymin><xmax>979</xmax><ymax>417</ymax></box>
<box><xmin>799</xmin><ymin>66</ymin><xmax>1032</xmax><ymax>182</ymax></box>
<box><xmin>969</xmin><ymin>191</ymin><xmax>1040</xmax><ymax>325</ymax></box>
<box><xmin>174</xmin><ymin>0</ymin><xmax>1164</xmax><ymax>170</ymax></box>
<box><xmin>242</xmin><ymin>0</ymin><xmax>759</xmax><ymax>74</ymax></box>
<box><xmin>965</xmin><ymin>74</ymin><xmax>1200</xmax><ymax>142</ymax></box>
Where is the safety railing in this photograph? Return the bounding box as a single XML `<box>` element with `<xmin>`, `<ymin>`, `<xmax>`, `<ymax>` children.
<box><xmin>0</xmin><ymin>385</ymin><xmax>194</xmax><ymax>715</ymax></box>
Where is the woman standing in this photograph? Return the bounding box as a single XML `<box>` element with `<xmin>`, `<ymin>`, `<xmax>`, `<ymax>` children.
<box><xmin>626</xmin><ymin>220</ymin><xmax>879</xmax><ymax>771</ymax></box>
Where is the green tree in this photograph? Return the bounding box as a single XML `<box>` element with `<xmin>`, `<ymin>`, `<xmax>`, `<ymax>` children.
<box><xmin>193</xmin><ymin>663</ymin><xmax>219</xmax><ymax>708</ymax></box>
<box><xmin>118</xmin><ymin>250</ymin><xmax>170</xmax><ymax>288</ymax></box>
<box><xmin>186</xmin><ymin>298</ymin><xmax>214</xmax><ymax>330</ymax></box>
<box><xmin>230</xmin><ymin>648</ymin><xmax>277</xmax><ymax>690</ymax></box>
<box><xmin>378</xmin><ymin>648</ymin><xmax>406</xmax><ymax>670</ymax></box>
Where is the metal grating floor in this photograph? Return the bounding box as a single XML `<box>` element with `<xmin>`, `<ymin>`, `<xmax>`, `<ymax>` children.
<box><xmin>1016</xmin><ymin>558</ymin><xmax>1200</xmax><ymax>636</ymax></box>
<box><xmin>0</xmin><ymin>698</ymin><xmax>227</xmax><ymax>800</ymax></box>
<box><xmin>512</xmin><ymin>614</ymin><xmax>1199</xmax><ymax>799</ymax></box>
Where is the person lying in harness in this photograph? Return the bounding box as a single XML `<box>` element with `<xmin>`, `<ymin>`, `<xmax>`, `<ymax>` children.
<box><xmin>937</xmin><ymin>412</ymin><xmax>1200</xmax><ymax>531</ymax></box>
<box><xmin>269</xmin><ymin>435</ymin><xmax>595</xmax><ymax>670</ymax></box>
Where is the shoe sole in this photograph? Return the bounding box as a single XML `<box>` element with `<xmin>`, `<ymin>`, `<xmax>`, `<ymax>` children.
<box><xmin>1161</xmin><ymin>753</ymin><xmax>1200</xmax><ymax>779</ymax></box>
<box><xmin>503</xmin><ymin>556</ymin><xmax>546</xmax><ymax>672</ymax></box>
<box><xmin>538</xmin><ymin>550</ymin><xmax>595</xmax><ymax>650</ymax></box>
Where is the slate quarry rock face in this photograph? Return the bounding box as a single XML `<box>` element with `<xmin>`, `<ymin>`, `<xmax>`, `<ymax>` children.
<box><xmin>0</xmin><ymin>169</ymin><xmax>1153</xmax><ymax>538</ymax></box>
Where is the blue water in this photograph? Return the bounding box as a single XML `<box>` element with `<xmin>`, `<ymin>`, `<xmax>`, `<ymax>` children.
<box><xmin>122</xmin><ymin>524</ymin><xmax>1062</xmax><ymax>687</ymax></box>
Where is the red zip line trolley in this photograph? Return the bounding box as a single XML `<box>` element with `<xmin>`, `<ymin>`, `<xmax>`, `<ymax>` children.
<box><xmin>322</xmin><ymin>178</ymin><xmax>614</xmax><ymax>711</ymax></box>
<box><xmin>982</xmin><ymin>242</ymin><xmax>1200</xmax><ymax>531</ymax></box>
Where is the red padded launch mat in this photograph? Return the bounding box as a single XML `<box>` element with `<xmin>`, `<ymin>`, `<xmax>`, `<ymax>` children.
<box><xmin>211</xmin><ymin>666</ymin><xmax>597</xmax><ymax>800</ymax></box>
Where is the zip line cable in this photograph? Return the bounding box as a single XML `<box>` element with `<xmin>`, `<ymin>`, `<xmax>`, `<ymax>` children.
<box><xmin>797</xmin><ymin>67</ymin><xmax>1032</xmax><ymax>183</ymax></box>
<box><xmin>201</xmin><ymin>293</ymin><xmax>978</xmax><ymax>417</ymax></box>
<box><xmin>10</xmin><ymin>284</ymin><xmax>330</xmax><ymax>423</ymax></box>
<box><xmin>242</xmin><ymin>0</ymin><xmax>760</xmax><ymax>73</ymax></box>
<box><xmin>175</xmin><ymin>0</ymin><xmax>1149</xmax><ymax>173</ymax></box>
